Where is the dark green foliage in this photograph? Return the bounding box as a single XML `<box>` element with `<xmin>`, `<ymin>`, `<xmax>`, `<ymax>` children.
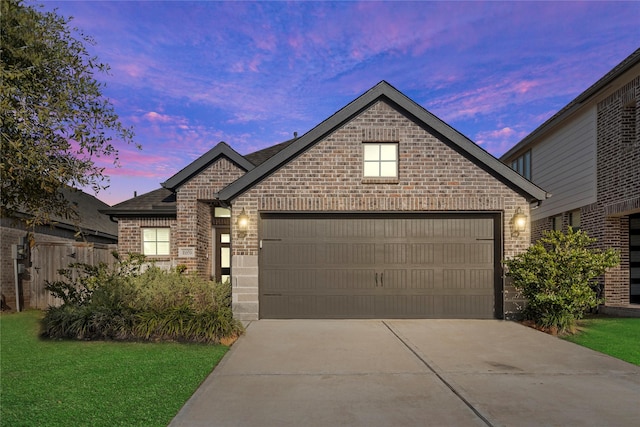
<box><xmin>42</xmin><ymin>253</ymin><xmax>243</xmax><ymax>343</ymax></box>
<box><xmin>1</xmin><ymin>0</ymin><xmax>136</xmax><ymax>226</ymax></box>
<box><xmin>504</xmin><ymin>228</ymin><xmax>620</xmax><ymax>333</ymax></box>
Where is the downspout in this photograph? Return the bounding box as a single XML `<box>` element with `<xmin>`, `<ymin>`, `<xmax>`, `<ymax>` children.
<box><xmin>13</xmin><ymin>258</ymin><xmax>20</xmax><ymax>312</ymax></box>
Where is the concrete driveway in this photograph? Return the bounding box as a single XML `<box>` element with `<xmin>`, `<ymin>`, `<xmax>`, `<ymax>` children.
<box><xmin>169</xmin><ymin>320</ymin><xmax>640</xmax><ymax>427</ymax></box>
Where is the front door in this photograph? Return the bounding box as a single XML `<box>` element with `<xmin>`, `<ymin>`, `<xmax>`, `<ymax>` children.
<box><xmin>631</xmin><ymin>214</ymin><xmax>640</xmax><ymax>304</ymax></box>
<box><xmin>215</xmin><ymin>228</ymin><xmax>231</xmax><ymax>283</ymax></box>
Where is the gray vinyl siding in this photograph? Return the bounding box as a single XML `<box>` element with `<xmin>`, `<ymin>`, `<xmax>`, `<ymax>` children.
<box><xmin>531</xmin><ymin>107</ymin><xmax>597</xmax><ymax>222</ymax></box>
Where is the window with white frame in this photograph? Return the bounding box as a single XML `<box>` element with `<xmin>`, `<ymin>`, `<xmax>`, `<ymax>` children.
<box><xmin>363</xmin><ymin>143</ymin><xmax>398</xmax><ymax>178</ymax></box>
<box><xmin>511</xmin><ymin>150</ymin><xmax>531</xmax><ymax>180</ymax></box>
<box><xmin>142</xmin><ymin>228</ymin><xmax>170</xmax><ymax>256</ymax></box>
<box><xmin>552</xmin><ymin>215</ymin><xmax>563</xmax><ymax>231</ymax></box>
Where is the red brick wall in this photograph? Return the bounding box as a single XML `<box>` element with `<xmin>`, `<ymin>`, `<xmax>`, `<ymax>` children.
<box><xmin>117</xmin><ymin>158</ymin><xmax>246</xmax><ymax>275</ymax></box>
<box><xmin>175</xmin><ymin>158</ymin><xmax>245</xmax><ymax>275</ymax></box>
<box><xmin>592</xmin><ymin>75</ymin><xmax>639</xmax><ymax>306</ymax></box>
<box><xmin>117</xmin><ymin>217</ymin><xmax>177</xmax><ymax>269</ymax></box>
<box><xmin>231</xmin><ymin>100</ymin><xmax>532</xmax><ymax>316</ymax></box>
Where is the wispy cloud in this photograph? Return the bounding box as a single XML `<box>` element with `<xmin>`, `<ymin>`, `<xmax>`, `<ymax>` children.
<box><xmin>43</xmin><ymin>0</ymin><xmax>640</xmax><ymax>204</ymax></box>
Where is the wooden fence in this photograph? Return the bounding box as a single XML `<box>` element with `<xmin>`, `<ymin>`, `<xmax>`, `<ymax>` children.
<box><xmin>27</xmin><ymin>242</ymin><xmax>117</xmax><ymax>309</ymax></box>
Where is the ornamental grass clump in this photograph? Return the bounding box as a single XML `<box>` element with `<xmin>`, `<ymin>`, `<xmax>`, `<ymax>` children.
<box><xmin>504</xmin><ymin>227</ymin><xmax>619</xmax><ymax>334</ymax></box>
<box><xmin>42</xmin><ymin>253</ymin><xmax>243</xmax><ymax>343</ymax></box>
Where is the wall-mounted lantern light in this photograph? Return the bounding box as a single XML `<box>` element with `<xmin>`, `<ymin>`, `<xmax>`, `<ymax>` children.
<box><xmin>511</xmin><ymin>207</ymin><xmax>527</xmax><ymax>237</ymax></box>
<box><xmin>237</xmin><ymin>208</ymin><xmax>249</xmax><ymax>233</ymax></box>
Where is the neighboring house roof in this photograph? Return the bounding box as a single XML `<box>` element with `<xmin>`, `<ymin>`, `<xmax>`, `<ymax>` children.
<box><xmin>5</xmin><ymin>187</ymin><xmax>118</xmax><ymax>240</ymax></box>
<box><xmin>501</xmin><ymin>47</ymin><xmax>640</xmax><ymax>160</ymax></box>
<box><xmin>162</xmin><ymin>141</ymin><xmax>255</xmax><ymax>191</ymax></box>
<box><xmin>59</xmin><ymin>188</ymin><xmax>118</xmax><ymax>239</ymax></box>
<box><xmin>218</xmin><ymin>80</ymin><xmax>548</xmax><ymax>203</ymax></box>
<box><xmin>104</xmin><ymin>187</ymin><xmax>176</xmax><ymax>217</ymax></box>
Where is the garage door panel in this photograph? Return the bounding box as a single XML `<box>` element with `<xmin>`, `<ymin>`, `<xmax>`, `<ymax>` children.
<box><xmin>326</xmin><ymin>219</ymin><xmax>377</xmax><ymax>238</ymax></box>
<box><xmin>384</xmin><ymin>243</ymin><xmax>408</xmax><ymax>264</ymax></box>
<box><xmin>410</xmin><ymin>244</ymin><xmax>435</xmax><ymax>264</ymax></box>
<box><xmin>378</xmin><ymin>269</ymin><xmax>407</xmax><ymax>289</ymax></box>
<box><xmin>261</xmin><ymin>269</ymin><xmax>318</xmax><ymax>291</ymax></box>
<box><xmin>260</xmin><ymin>215</ymin><xmax>498</xmax><ymax>319</ymax></box>
<box><xmin>444</xmin><ymin>243</ymin><xmax>466</xmax><ymax>264</ymax></box>
<box><xmin>326</xmin><ymin>243</ymin><xmax>376</xmax><ymax>265</ymax></box>
<box><xmin>468</xmin><ymin>243</ymin><xmax>494</xmax><ymax>264</ymax></box>
<box><xmin>404</xmin><ymin>219</ymin><xmax>435</xmax><ymax>238</ymax></box>
<box><xmin>470</xmin><ymin>269</ymin><xmax>494</xmax><ymax>289</ymax></box>
<box><xmin>325</xmin><ymin>269</ymin><xmax>376</xmax><ymax>290</ymax></box>
<box><xmin>262</xmin><ymin>243</ymin><xmax>317</xmax><ymax>265</ymax></box>
<box><xmin>410</xmin><ymin>269</ymin><xmax>435</xmax><ymax>288</ymax></box>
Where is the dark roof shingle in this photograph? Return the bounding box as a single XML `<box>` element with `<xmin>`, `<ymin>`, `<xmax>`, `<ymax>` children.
<box><xmin>244</xmin><ymin>137</ymin><xmax>298</xmax><ymax>166</ymax></box>
<box><xmin>104</xmin><ymin>187</ymin><xmax>176</xmax><ymax>216</ymax></box>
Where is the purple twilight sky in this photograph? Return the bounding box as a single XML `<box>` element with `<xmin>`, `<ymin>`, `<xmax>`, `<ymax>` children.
<box><xmin>40</xmin><ymin>0</ymin><xmax>640</xmax><ymax>205</ymax></box>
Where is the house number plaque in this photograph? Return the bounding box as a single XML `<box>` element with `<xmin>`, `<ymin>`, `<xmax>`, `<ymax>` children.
<box><xmin>178</xmin><ymin>247</ymin><xmax>196</xmax><ymax>258</ymax></box>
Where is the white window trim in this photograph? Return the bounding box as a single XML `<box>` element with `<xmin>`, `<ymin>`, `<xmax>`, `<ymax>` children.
<box><xmin>142</xmin><ymin>227</ymin><xmax>170</xmax><ymax>256</ymax></box>
<box><xmin>363</xmin><ymin>142</ymin><xmax>398</xmax><ymax>178</ymax></box>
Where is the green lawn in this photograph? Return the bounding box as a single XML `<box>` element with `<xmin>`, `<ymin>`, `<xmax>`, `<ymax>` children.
<box><xmin>563</xmin><ymin>317</ymin><xmax>640</xmax><ymax>366</ymax></box>
<box><xmin>0</xmin><ymin>311</ymin><xmax>228</xmax><ymax>427</ymax></box>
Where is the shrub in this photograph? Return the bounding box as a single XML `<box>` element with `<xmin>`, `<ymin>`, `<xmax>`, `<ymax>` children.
<box><xmin>42</xmin><ymin>253</ymin><xmax>243</xmax><ymax>343</ymax></box>
<box><xmin>131</xmin><ymin>267</ymin><xmax>242</xmax><ymax>343</ymax></box>
<box><xmin>504</xmin><ymin>227</ymin><xmax>619</xmax><ymax>333</ymax></box>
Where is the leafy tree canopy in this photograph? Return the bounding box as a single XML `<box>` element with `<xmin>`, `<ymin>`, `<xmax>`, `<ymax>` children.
<box><xmin>0</xmin><ymin>0</ymin><xmax>136</xmax><ymax>226</ymax></box>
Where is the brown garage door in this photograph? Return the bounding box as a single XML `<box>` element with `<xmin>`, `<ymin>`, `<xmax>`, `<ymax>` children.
<box><xmin>259</xmin><ymin>213</ymin><xmax>501</xmax><ymax>319</ymax></box>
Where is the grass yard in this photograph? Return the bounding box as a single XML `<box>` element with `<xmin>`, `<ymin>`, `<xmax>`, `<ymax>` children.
<box><xmin>563</xmin><ymin>317</ymin><xmax>640</xmax><ymax>366</ymax></box>
<box><xmin>0</xmin><ymin>311</ymin><xmax>228</xmax><ymax>427</ymax></box>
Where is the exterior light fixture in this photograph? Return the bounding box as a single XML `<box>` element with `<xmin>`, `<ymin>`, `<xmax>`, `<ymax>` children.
<box><xmin>511</xmin><ymin>207</ymin><xmax>527</xmax><ymax>237</ymax></box>
<box><xmin>237</xmin><ymin>208</ymin><xmax>249</xmax><ymax>233</ymax></box>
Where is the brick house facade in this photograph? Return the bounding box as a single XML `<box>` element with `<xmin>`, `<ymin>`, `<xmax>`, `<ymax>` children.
<box><xmin>502</xmin><ymin>48</ymin><xmax>640</xmax><ymax>314</ymax></box>
<box><xmin>105</xmin><ymin>82</ymin><xmax>547</xmax><ymax>321</ymax></box>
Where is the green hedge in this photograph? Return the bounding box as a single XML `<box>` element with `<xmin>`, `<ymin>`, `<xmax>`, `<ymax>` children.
<box><xmin>42</xmin><ymin>253</ymin><xmax>243</xmax><ymax>343</ymax></box>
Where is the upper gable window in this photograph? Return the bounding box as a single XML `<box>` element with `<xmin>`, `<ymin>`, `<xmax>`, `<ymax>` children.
<box><xmin>363</xmin><ymin>143</ymin><xmax>398</xmax><ymax>178</ymax></box>
<box><xmin>511</xmin><ymin>150</ymin><xmax>531</xmax><ymax>180</ymax></box>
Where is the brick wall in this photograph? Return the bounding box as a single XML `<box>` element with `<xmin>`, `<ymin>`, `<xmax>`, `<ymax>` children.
<box><xmin>116</xmin><ymin>158</ymin><xmax>247</xmax><ymax>275</ymax></box>
<box><xmin>592</xmin><ymin>75</ymin><xmax>639</xmax><ymax>306</ymax></box>
<box><xmin>231</xmin><ymin>100</ymin><xmax>532</xmax><ymax>319</ymax></box>
<box><xmin>175</xmin><ymin>157</ymin><xmax>245</xmax><ymax>275</ymax></box>
<box><xmin>117</xmin><ymin>217</ymin><xmax>177</xmax><ymax>269</ymax></box>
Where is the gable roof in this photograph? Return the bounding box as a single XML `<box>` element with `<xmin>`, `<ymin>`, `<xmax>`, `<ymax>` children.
<box><xmin>162</xmin><ymin>141</ymin><xmax>255</xmax><ymax>191</ymax></box>
<box><xmin>501</xmin><ymin>47</ymin><xmax>640</xmax><ymax>160</ymax></box>
<box><xmin>103</xmin><ymin>187</ymin><xmax>176</xmax><ymax>217</ymax></box>
<box><xmin>218</xmin><ymin>80</ymin><xmax>548</xmax><ymax>203</ymax></box>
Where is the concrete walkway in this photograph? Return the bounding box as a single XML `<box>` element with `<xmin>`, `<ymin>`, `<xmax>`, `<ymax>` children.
<box><xmin>169</xmin><ymin>320</ymin><xmax>640</xmax><ymax>427</ymax></box>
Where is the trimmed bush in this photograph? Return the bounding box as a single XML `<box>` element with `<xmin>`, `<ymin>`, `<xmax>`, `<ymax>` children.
<box><xmin>42</xmin><ymin>253</ymin><xmax>243</xmax><ymax>343</ymax></box>
<box><xmin>504</xmin><ymin>227</ymin><xmax>619</xmax><ymax>333</ymax></box>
